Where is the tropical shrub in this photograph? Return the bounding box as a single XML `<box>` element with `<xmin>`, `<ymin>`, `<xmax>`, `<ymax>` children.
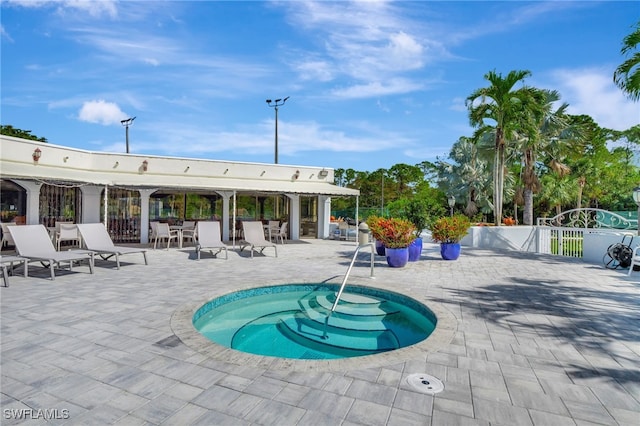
<box><xmin>429</xmin><ymin>214</ymin><xmax>471</xmax><ymax>244</ymax></box>
<box><xmin>368</xmin><ymin>217</ymin><xmax>416</xmax><ymax>248</ymax></box>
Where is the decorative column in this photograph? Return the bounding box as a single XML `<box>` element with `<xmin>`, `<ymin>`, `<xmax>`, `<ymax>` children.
<box><xmin>80</xmin><ymin>185</ymin><xmax>103</xmax><ymax>224</ymax></box>
<box><xmin>318</xmin><ymin>196</ymin><xmax>332</xmax><ymax>239</ymax></box>
<box><xmin>217</xmin><ymin>191</ymin><xmax>234</xmax><ymax>241</ymax></box>
<box><xmin>138</xmin><ymin>189</ymin><xmax>157</xmax><ymax>244</ymax></box>
<box><xmin>11</xmin><ymin>179</ymin><xmax>42</xmax><ymax>225</ymax></box>
<box><xmin>286</xmin><ymin>193</ymin><xmax>300</xmax><ymax>240</ymax></box>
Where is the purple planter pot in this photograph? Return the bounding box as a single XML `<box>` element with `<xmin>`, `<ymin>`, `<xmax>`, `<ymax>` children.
<box><xmin>385</xmin><ymin>247</ymin><xmax>409</xmax><ymax>268</ymax></box>
<box><xmin>408</xmin><ymin>237</ymin><xmax>423</xmax><ymax>262</ymax></box>
<box><xmin>440</xmin><ymin>243</ymin><xmax>461</xmax><ymax>260</ymax></box>
<box><xmin>375</xmin><ymin>240</ymin><xmax>386</xmax><ymax>256</ymax></box>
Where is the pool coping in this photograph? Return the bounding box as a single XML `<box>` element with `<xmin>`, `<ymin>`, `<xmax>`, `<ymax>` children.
<box><xmin>171</xmin><ymin>282</ymin><xmax>458</xmax><ymax>372</ymax></box>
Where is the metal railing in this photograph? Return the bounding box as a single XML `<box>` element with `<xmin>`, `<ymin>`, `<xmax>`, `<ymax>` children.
<box><xmin>322</xmin><ymin>243</ymin><xmax>375</xmax><ymax>339</ymax></box>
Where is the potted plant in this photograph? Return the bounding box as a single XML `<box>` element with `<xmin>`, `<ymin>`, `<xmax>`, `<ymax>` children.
<box><xmin>374</xmin><ymin>217</ymin><xmax>416</xmax><ymax>267</ymax></box>
<box><xmin>403</xmin><ymin>198</ymin><xmax>431</xmax><ymax>262</ymax></box>
<box><xmin>366</xmin><ymin>215</ymin><xmax>387</xmax><ymax>256</ymax></box>
<box><xmin>428</xmin><ymin>214</ymin><xmax>471</xmax><ymax>260</ymax></box>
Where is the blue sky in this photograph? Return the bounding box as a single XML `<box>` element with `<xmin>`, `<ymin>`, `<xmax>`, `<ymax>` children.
<box><xmin>1</xmin><ymin>1</ymin><xmax>638</xmax><ymax>172</ymax></box>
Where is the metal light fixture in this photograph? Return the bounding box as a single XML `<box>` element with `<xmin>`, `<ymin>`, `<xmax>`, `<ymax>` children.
<box><xmin>32</xmin><ymin>147</ymin><xmax>42</xmax><ymax>162</ymax></box>
<box><xmin>448</xmin><ymin>195</ymin><xmax>455</xmax><ymax>217</ymax></box>
<box><xmin>292</xmin><ymin>170</ymin><xmax>300</xmax><ymax>180</ymax></box>
<box><xmin>633</xmin><ymin>186</ymin><xmax>640</xmax><ymax>235</ymax></box>
<box><xmin>266</xmin><ymin>96</ymin><xmax>289</xmax><ymax>164</ymax></box>
<box><xmin>142</xmin><ymin>159</ymin><xmax>148</xmax><ymax>172</ymax></box>
<box><xmin>318</xmin><ymin>169</ymin><xmax>329</xmax><ymax>178</ymax></box>
<box><xmin>120</xmin><ymin>116</ymin><xmax>136</xmax><ymax>154</ymax></box>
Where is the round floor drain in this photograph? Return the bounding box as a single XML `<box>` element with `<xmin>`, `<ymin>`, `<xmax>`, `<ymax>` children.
<box><xmin>407</xmin><ymin>373</ymin><xmax>444</xmax><ymax>394</ymax></box>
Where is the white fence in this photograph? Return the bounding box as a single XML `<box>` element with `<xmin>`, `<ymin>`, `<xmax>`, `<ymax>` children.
<box><xmin>461</xmin><ymin>209</ymin><xmax>638</xmax><ymax>266</ymax></box>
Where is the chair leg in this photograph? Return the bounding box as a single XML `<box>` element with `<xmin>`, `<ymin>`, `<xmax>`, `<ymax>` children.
<box><xmin>2</xmin><ymin>265</ymin><xmax>8</xmax><ymax>287</ymax></box>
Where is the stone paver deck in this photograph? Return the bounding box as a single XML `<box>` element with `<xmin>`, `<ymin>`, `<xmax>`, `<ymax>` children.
<box><xmin>1</xmin><ymin>239</ymin><xmax>639</xmax><ymax>425</ymax></box>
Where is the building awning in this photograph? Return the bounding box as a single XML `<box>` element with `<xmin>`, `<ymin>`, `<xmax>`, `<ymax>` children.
<box><xmin>0</xmin><ymin>136</ymin><xmax>360</xmax><ymax>197</ymax></box>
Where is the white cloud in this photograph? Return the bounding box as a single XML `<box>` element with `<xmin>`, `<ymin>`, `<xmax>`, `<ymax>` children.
<box><xmin>295</xmin><ymin>60</ymin><xmax>334</xmax><ymax>82</ymax></box>
<box><xmin>547</xmin><ymin>68</ymin><xmax>639</xmax><ymax>131</ymax></box>
<box><xmin>5</xmin><ymin>0</ymin><xmax>118</xmax><ymax>18</ymax></box>
<box><xmin>331</xmin><ymin>78</ymin><xmax>424</xmax><ymax>99</ymax></box>
<box><xmin>283</xmin><ymin>1</ymin><xmax>437</xmax><ymax>95</ymax></box>
<box><xmin>78</xmin><ymin>100</ymin><xmax>126</xmax><ymax>125</ymax></box>
<box><xmin>0</xmin><ymin>24</ymin><xmax>14</xmax><ymax>43</ymax></box>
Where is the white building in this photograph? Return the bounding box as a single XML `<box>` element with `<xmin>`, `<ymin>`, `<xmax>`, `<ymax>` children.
<box><xmin>0</xmin><ymin>135</ymin><xmax>359</xmax><ymax>244</ymax></box>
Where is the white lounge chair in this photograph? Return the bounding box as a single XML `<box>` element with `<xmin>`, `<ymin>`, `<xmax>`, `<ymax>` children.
<box><xmin>8</xmin><ymin>224</ymin><xmax>94</xmax><ymax>280</ymax></box>
<box><xmin>239</xmin><ymin>221</ymin><xmax>277</xmax><ymax>258</ymax></box>
<box><xmin>1</xmin><ymin>255</ymin><xmax>28</xmax><ymax>287</ymax></box>
<box><xmin>76</xmin><ymin>223</ymin><xmax>148</xmax><ymax>269</ymax></box>
<box><xmin>195</xmin><ymin>221</ymin><xmax>228</xmax><ymax>260</ymax></box>
<box><xmin>1</xmin><ymin>222</ymin><xmax>17</xmax><ymax>248</ymax></box>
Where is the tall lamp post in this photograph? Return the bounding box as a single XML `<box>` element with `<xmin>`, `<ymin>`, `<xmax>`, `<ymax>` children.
<box><xmin>633</xmin><ymin>186</ymin><xmax>640</xmax><ymax>236</ymax></box>
<box><xmin>266</xmin><ymin>97</ymin><xmax>289</xmax><ymax>164</ymax></box>
<box><xmin>448</xmin><ymin>195</ymin><xmax>455</xmax><ymax>217</ymax></box>
<box><xmin>120</xmin><ymin>117</ymin><xmax>136</xmax><ymax>154</ymax></box>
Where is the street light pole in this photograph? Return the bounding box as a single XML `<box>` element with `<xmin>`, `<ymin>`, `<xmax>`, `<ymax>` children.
<box><xmin>120</xmin><ymin>117</ymin><xmax>136</xmax><ymax>154</ymax></box>
<box><xmin>448</xmin><ymin>195</ymin><xmax>455</xmax><ymax>217</ymax></box>
<box><xmin>266</xmin><ymin>97</ymin><xmax>289</xmax><ymax>164</ymax></box>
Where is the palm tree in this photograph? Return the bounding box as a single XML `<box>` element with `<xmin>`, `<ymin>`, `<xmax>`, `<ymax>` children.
<box><xmin>466</xmin><ymin>70</ymin><xmax>541</xmax><ymax>225</ymax></box>
<box><xmin>614</xmin><ymin>20</ymin><xmax>640</xmax><ymax>101</ymax></box>
<box><xmin>519</xmin><ymin>89</ymin><xmax>571</xmax><ymax>225</ymax></box>
<box><xmin>437</xmin><ymin>137</ymin><xmax>493</xmax><ymax>217</ymax></box>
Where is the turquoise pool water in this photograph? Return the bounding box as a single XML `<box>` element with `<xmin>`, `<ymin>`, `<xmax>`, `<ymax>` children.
<box><xmin>193</xmin><ymin>284</ymin><xmax>437</xmax><ymax>360</ymax></box>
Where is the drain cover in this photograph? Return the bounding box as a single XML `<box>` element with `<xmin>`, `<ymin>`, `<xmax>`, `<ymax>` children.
<box><xmin>407</xmin><ymin>373</ymin><xmax>444</xmax><ymax>394</ymax></box>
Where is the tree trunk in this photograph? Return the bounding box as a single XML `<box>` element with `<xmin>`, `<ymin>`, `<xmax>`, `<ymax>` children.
<box><xmin>523</xmin><ymin>188</ymin><xmax>534</xmax><ymax>225</ymax></box>
<box><xmin>493</xmin><ymin>129</ymin><xmax>505</xmax><ymax>226</ymax></box>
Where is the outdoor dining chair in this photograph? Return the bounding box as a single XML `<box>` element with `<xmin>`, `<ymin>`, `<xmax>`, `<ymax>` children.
<box><xmin>153</xmin><ymin>222</ymin><xmax>178</xmax><ymax>250</ymax></box>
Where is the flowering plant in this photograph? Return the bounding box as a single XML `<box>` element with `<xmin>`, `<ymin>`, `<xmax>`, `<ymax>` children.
<box><xmin>367</xmin><ymin>216</ymin><xmax>416</xmax><ymax>248</ymax></box>
<box><xmin>429</xmin><ymin>214</ymin><xmax>471</xmax><ymax>244</ymax></box>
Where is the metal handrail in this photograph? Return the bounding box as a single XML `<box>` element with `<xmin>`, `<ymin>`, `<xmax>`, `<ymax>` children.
<box><xmin>323</xmin><ymin>243</ymin><xmax>374</xmax><ymax>339</ymax></box>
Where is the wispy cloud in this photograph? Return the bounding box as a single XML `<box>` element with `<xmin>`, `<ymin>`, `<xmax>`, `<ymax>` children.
<box><xmin>4</xmin><ymin>0</ymin><xmax>118</xmax><ymax>18</ymax></box>
<box><xmin>544</xmin><ymin>67</ymin><xmax>638</xmax><ymax>131</ymax></box>
<box><xmin>281</xmin><ymin>1</ymin><xmax>440</xmax><ymax>97</ymax></box>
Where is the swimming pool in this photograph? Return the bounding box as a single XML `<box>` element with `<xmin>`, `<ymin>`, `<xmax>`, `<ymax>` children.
<box><xmin>192</xmin><ymin>284</ymin><xmax>437</xmax><ymax>360</ymax></box>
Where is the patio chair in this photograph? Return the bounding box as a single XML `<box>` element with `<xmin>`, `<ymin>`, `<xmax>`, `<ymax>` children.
<box><xmin>274</xmin><ymin>221</ymin><xmax>288</xmax><ymax>244</ymax></box>
<box><xmin>195</xmin><ymin>221</ymin><xmax>228</xmax><ymax>260</ymax></box>
<box><xmin>628</xmin><ymin>246</ymin><xmax>640</xmax><ymax>276</ymax></box>
<box><xmin>56</xmin><ymin>223</ymin><xmax>81</xmax><ymax>251</ymax></box>
<box><xmin>239</xmin><ymin>221</ymin><xmax>277</xmax><ymax>258</ymax></box>
<box><xmin>76</xmin><ymin>223</ymin><xmax>148</xmax><ymax>269</ymax></box>
<box><xmin>153</xmin><ymin>222</ymin><xmax>178</xmax><ymax>250</ymax></box>
<box><xmin>8</xmin><ymin>224</ymin><xmax>94</xmax><ymax>280</ymax></box>
<box><xmin>267</xmin><ymin>220</ymin><xmax>280</xmax><ymax>242</ymax></box>
<box><xmin>1</xmin><ymin>222</ymin><xmax>17</xmax><ymax>248</ymax></box>
<box><xmin>181</xmin><ymin>220</ymin><xmax>197</xmax><ymax>246</ymax></box>
<box><xmin>1</xmin><ymin>255</ymin><xmax>28</xmax><ymax>287</ymax></box>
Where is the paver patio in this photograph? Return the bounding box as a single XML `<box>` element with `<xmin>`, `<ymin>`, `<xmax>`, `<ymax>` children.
<box><xmin>1</xmin><ymin>239</ymin><xmax>639</xmax><ymax>425</ymax></box>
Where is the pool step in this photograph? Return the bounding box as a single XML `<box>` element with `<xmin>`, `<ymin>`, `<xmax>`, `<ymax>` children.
<box><xmin>279</xmin><ymin>291</ymin><xmax>403</xmax><ymax>354</ymax></box>
<box><xmin>299</xmin><ymin>297</ymin><xmax>397</xmax><ymax>331</ymax></box>
<box><xmin>278</xmin><ymin>313</ymin><xmax>399</xmax><ymax>353</ymax></box>
<box><xmin>313</xmin><ymin>293</ymin><xmax>400</xmax><ymax>318</ymax></box>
